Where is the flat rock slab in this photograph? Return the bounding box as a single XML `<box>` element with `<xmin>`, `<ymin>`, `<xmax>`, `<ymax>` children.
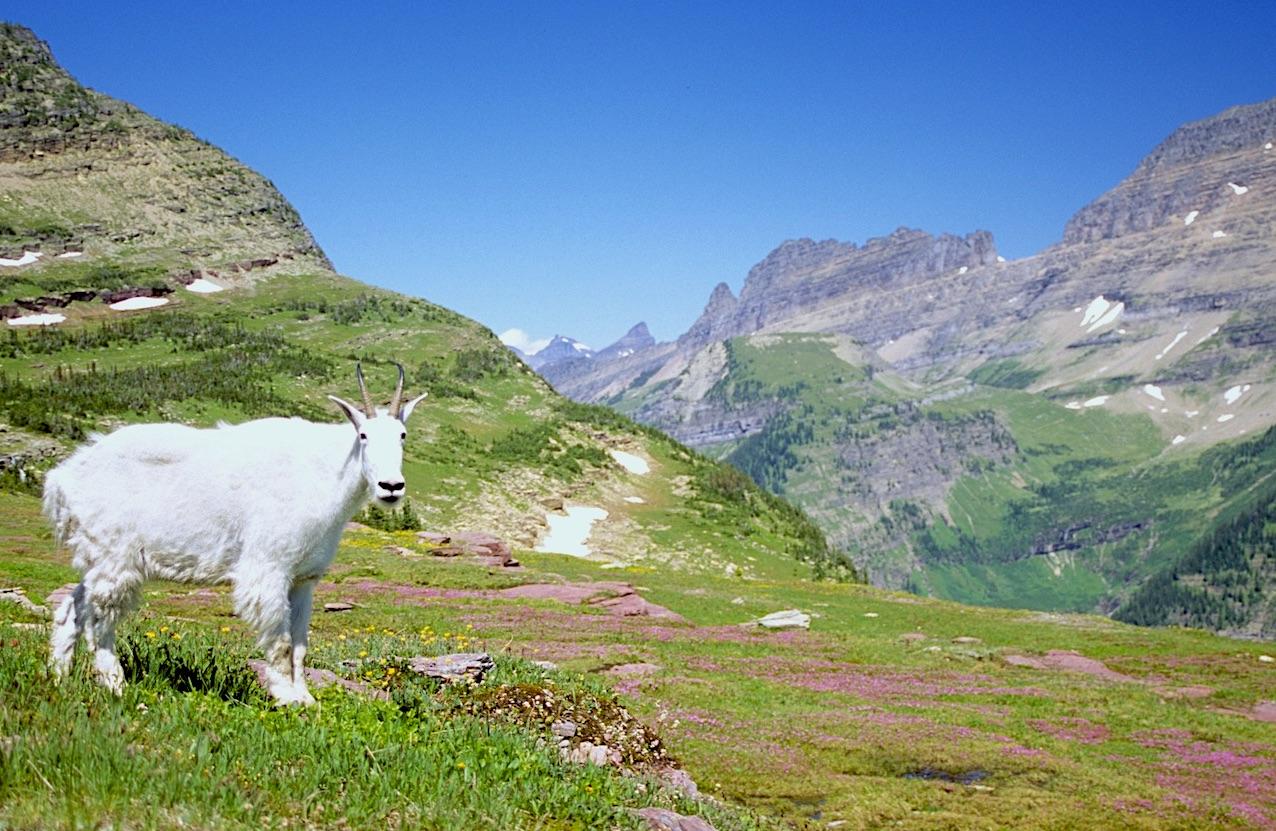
<box><xmin>499</xmin><ymin>583</ymin><xmax>686</xmax><ymax>622</ymax></box>
<box><xmin>409</xmin><ymin>652</ymin><xmax>494</xmax><ymax>683</ymax></box>
<box><xmin>633</xmin><ymin>807</ymin><xmax>716</xmax><ymax>831</ymax></box>
<box><xmin>247</xmin><ymin>660</ymin><xmax>390</xmax><ymax>701</ymax></box>
<box><xmin>751</xmin><ymin>609</ymin><xmax>810</xmax><ymax>630</ymax></box>
<box><xmin>0</xmin><ymin>588</ymin><xmax>49</xmax><ymax>618</ymax></box>
<box><xmin>323</xmin><ymin>602</ymin><xmax>355</xmax><ymax>612</ymax></box>
<box><xmin>1004</xmin><ymin>650</ymin><xmax>1135</xmax><ymax>682</ymax></box>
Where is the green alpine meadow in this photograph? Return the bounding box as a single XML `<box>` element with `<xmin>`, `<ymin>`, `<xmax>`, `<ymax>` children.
<box><xmin>1</xmin><ymin>18</ymin><xmax>1274</xmax><ymax>831</ymax></box>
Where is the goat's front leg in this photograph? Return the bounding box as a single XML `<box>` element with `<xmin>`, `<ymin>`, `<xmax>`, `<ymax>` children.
<box><xmin>235</xmin><ymin>572</ymin><xmax>308</xmax><ymax>706</ymax></box>
<box><xmin>288</xmin><ymin>577</ymin><xmax>318</xmax><ymax>706</ymax></box>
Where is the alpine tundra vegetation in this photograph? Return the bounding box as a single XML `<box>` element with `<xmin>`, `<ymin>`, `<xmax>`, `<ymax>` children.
<box><xmin>1</xmin><ymin>18</ymin><xmax>1275</xmax><ymax>831</ymax></box>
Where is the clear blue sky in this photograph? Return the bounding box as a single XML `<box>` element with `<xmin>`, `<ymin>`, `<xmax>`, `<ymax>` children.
<box><xmin>9</xmin><ymin>2</ymin><xmax>1276</xmax><ymax>349</ymax></box>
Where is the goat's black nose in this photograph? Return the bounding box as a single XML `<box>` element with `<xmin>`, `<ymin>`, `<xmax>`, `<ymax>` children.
<box><xmin>378</xmin><ymin>481</ymin><xmax>405</xmax><ymax>493</ymax></box>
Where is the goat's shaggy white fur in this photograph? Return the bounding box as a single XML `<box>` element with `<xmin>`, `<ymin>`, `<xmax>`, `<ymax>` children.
<box><xmin>45</xmin><ymin>369</ymin><xmax>425</xmax><ymax>704</ymax></box>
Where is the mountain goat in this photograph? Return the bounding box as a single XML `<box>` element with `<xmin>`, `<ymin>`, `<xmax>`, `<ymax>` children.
<box><xmin>44</xmin><ymin>364</ymin><xmax>426</xmax><ymax>705</ymax></box>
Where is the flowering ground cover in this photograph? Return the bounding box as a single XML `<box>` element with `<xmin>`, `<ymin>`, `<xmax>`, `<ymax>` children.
<box><xmin>2</xmin><ymin>494</ymin><xmax>1274</xmax><ymax>829</ymax></box>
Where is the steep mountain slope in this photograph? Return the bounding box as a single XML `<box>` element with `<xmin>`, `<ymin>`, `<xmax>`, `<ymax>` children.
<box><xmin>545</xmin><ymin>97</ymin><xmax>1276</xmax><ymax>629</ymax></box>
<box><xmin>0</xmin><ymin>22</ymin><xmax>850</xmax><ymax>584</ymax></box>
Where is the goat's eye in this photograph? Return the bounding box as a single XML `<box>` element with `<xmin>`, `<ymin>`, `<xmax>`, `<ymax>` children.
<box><xmin>359</xmin><ymin>432</ymin><xmax>367</xmax><ymax>440</ymax></box>
<box><xmin>400</xmin><ymin>432</ymin><xmax>406</xmax><ymax>440</ymax></box>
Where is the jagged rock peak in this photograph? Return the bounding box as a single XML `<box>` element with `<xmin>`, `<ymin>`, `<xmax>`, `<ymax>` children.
<box><xmin>0</xmin><ymin>22</ymin><xmax>53</xmax><ymax>64</ymax></box>
<box><xmin>1135</xmin><ymin>96</ymin><xmax>1276</xmax><ymax>175</ymax></box>
<box><xmin>623</xmin><ymin>321</ymin><xmax>651</xmax><ymax>340</ymax></box>
<box><xmin>1062</xmin><ymin>95</ymin><xmax>1276</xmax><ymax>245</ymax></box>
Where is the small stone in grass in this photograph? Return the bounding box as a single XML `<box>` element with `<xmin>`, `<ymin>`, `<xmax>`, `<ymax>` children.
<box><xmin>551</xmin><ymin>720</ymin><xmax>577</xmax><ymax>738</ymax></box>
<box><xmin>952</xmin><ymin>636</ymin><xmax>982</xmax><ymax>644</ymax></box>
<box><xmin>409</xmin><ymin>652</ymin><xmax>494</xmax><ymax>683</ymax></box>
<box><xmin>323</xmin><ymin>602</ymin><xmax>354</xmax><ymax>612</ymax></box>
<box><xmin>1259</xmin><ymin>655</ymin><xmax>1274</xmax><ymax>663</ymax></box>
<box><xmin>899</xmin><ymin>632</ymin><xmax>927</xmax><ymax>643</ymax></box>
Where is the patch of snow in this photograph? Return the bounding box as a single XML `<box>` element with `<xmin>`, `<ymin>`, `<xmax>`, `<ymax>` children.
<box><xmin>1243</xmin><ymin>384</ymin><xmax>1251</xmax><ymax>392</ymax></box>
<box><xmin>1172</xmin><ymin>435</ymin><xmax>1186</xmax><ymax>445</ymax></box>
<box><xmin>186</xmin><ymin>278</ymin><xmax>224</xmax><ymax>294</ymax></box>
<box><xmin>623</xmin><ymin>496</ymin><xmax>645</xmax><ymax>504</ymax></box>
<box><xmin>6</xmin><ymin>312</ymin><xmax>65</xmax><ymax>327</ymax></box>
<box><xmin>996</xmin><ymin>255</ymin><xmax>1006</xmax><ymax>263</ymax></box>
<box><xmin>958</xmin><ymin>266</ymin><xmax>968</xmax><ymax>275</ymax></box>
<box><xmin>1184</xmin><ymin>210</ymin><xmax>1199</xmax><ymax>226</ymax></box>
<box><xmin>1185</xmin><ymin>410</ymin><xmax>1200</xmax><ymax>418</ymax></box>
<box><xmin>1212</xmin><ymin>230</ymin><xmax>1227</xmax><ymax>239</ymax></box>
<box><xmin>535</xmin><ymin>505</ymin><xmax>608</xmax><ymax>557</ymax></box>
<box><xmin>109</xmin><ymin>296</ymin><xmax>169</xmax><ymax>312</ymax></box>
<box><xmin>1267</xmin><ymin>142</ymin><xmax>1274</xmax><ymax>150</ymax></box>
<box><xmin>1228</xmin><ymin>182</ymin><xmax>1249</xmax><ymax>196</ymax></box>
<box><xmin>1072</xmin><ymin>306</ymin><xmax>1082</xmax><ymax>313</ymax></box>
<box><xmin>56</xmin><ymin>251</ymin><xmax>83</xmax><ymax>259</ymax></box>
<box><xmin>1080</xmin><ymin>296</ymin><xmax>1123</xmax><ymax>333</ymax></box>
<box><xmin>1160</xmin><ymin>408</ymin><xmax>1168</xmax><ymax>413</ymax></box>
<box><xmin>1065</xmin><ymin>401</ymin><xmax>1082</xmax><ymax>410</ymax></box>
<box><xmin>572</xmin><ymin>341</ymin><xmax>592</xmax><ymax>353</ymax></box>
<box><xmin>1083</xmin><ymin>396</ymin><xmax>1109</xmax><ymax>408</ymax></box>
<box><xmin>610</xmin><ymin>449</ymin><xmax>650</xmax><ymax>475</ymax></box>
<box><xmin>1155</xmin><ymin>331</ymin><xmax>1187</xmax><ymax>361</ymax></box>
<box><xmin>1195</xmin><ymin>326</ymin><xmax>1220</xmax><ymax>345</ymax></box>
<box><xmin>1117</xmin><ymin>328</ymin><xmax>1127</xmax><ymax>334</ymax></box>
<box><xmin>1224</xmin><ymin>385</ymin><xmax>1245</xmax><ymax>405</ymax></box>
<box><xmin>0</xmin><ymin>250</ymin><xmax>42</xmax><ymax>267</ymax></box>
<box><xmin>1217</xmin><ymin>414</ymin><xmax>1234</xmax><ymax>423</ymax></box>
<box><xmin>617</xmin><ymin>348</ymin><xmax>634</xmax><ymax>358</ymax></box>
<box><xmin>1143</xmin><ymin>384</ymin><xmax>1165</xmax><ymax>401</ymax></box>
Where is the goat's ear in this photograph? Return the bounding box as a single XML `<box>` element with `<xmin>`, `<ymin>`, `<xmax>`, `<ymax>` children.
<box><xmin>399</xmin><ymin>392</ymin><xmax>428</xmax><ymax>424</ymax></box>
<box><xmin>328</xmin><ymin>395</ymin><xmax>366</xmax><ymax>429</ymax></box>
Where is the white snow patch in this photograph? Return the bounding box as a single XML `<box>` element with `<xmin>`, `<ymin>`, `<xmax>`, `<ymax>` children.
<box><xmin>1155</xmin><ymin>331</ymin><xmax>1187</xmax><ymax>361</ymax></box>
<box><xmin>6</xmin><ymin>312</ymin><xmax>65</xmax><ymax>327</ymax></box>
<box><xmin>109</xmin><ymin>296</ymin><xmax>169</xmax><ymax>312</ymax></box>
<box><xmin>1065</xmin><ymin>401</ymin><xmax>1082</xmax><ymax>410</ymax></box>
<box><xmin>1186</xmin><ymin>410</ymin><xmax>1200</xmax><ymax>418</ymax></box>
<box><xmin>1195</xmin><ymin>326</ymin><xmax>1220</xmax><ymax>345</ymax></box>
<box><xmin>1083</xmin><ymin>396</ymin><xmax>1109</xmax><ymax>408</ymax></box>
<box><xmin>1228</xmin><ymin>182</ymin><xmax>1249</xmax><ymax>196</ymax></box>
<box><xmin>1217</xmin><ymin>414</ymin><xmax>1234</xmax><ymax>423</ymax></box>
<box><xmin>0</xmin><ymin>250</ymin><xmax>42</xmax><ymax>267</ymax></box>
<box><xmin>56</xmin><ymin>251</ymin><xmax>83</xmax><ymax>259</ymax></box>
<box><xmin>1267</xmin><ymin>142</ymin><xmax>1274</xmax><ymax>150</ymax></box>
<box><xmin>1212</xmin><ymin>230</ymin><xmax>1227</xmax><ymax>239</ymax></box>
<box><xmin>186</xmin><ymin>278</ymin><xmax>224</xmax><ymax>294</ymax></box>
<box><xmin>609</xmin><ymin>449</ymin><xmax>650</xmax><ymax>475</ymax></box>
<box><xmin>572</xmin><ymin>341</ymin><xmax>592</xmax><ymax>353</ymax></box>
<box><xmin>1243</xmin><ymin>384</ymin><xmax>1251</xmax><ymax>392</ymax></box>
<box><xmin>996</xmin><ymin>255</ymin><xmax>1006</xmax><ymax>263</ymax></box>
<box><xmin>1143</xmin><ymin>384</ymin><xmax>1165</xmax><ymax>401</ymax></box>
<box><xmin>1160</xmin><ymin>408</ymin><xmax>1168</xmax><ymax>413</ymax></box>
<box><xmin>1184</xmin><ymin>210</ymin><xmax>1199</xmax><ymax>226</ymax></box>
<box><xmin>623</xmin><ymin>496</ymin><xmax>645</xmax><ymax>504</ymax></box>
<box><xmin>618</xmin><ymin>349</ymin><xmax>634</xmax><ymax>358</ymax></box>
<box><xmin>1224</xmin><ymin>385</ymin><xmax>1246</xmax><ymax>405</ymax></box>
<box><xmin>1080</xmin><ymin>295</ymin><xmax>1123</xmax><ymax>332</ymax></box>
<box><xmin>958</xmin><ymin>266</ymin><xmax>968</xmax><ymax>275</ymax></box>
<box><xmin>535</xmin><ymin>505</ymin><xmax>608</xmax><ymax>557</ymax></box>
<box><xmin>499</xmin><ymin>328</ymin><xmax>551</xmax><ymax>356</ymax></box>
<box><xmin>1072</xmin><ymin>306</ymin><xmax>1082</xmax><ymax>313</ymax></box>
<box><xmin>1117</xmin><ymin>328</ymin><xmax>1127</xmax><ymax>334</ymax></box>
<box><xmin>1172</xmin><ymin>435</ymin><xmax>1186</xmax><ymax>445</ymax></box>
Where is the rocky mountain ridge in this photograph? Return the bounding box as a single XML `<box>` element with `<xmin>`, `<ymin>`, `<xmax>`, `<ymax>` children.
<box><xmin>539</xmin><ymin>95</ymin><xmax>1276</xmax><ymax>628</ymax></box>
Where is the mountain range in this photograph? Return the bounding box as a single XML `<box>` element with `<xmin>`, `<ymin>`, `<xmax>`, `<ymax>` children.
<box><xmin>536</xmin><ymin>97</ymin><xmax>1276</xmax><ymax>636</ymax></box>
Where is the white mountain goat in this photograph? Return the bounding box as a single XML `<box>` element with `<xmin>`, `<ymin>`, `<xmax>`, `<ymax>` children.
<box><xmin>43</xmin><ymin>364</ymin><xmax>426</xmax><ymax>705</ymax></box>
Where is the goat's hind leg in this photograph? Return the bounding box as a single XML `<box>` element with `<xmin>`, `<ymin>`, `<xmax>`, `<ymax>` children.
<box><xmin>49</xmin><ymin>583</ymin><xmax>86</xmax><ymax>681</ymax></box>
<box><xmin>83</xmin><ymin>568</ymin><xmax>141</xmax><ymax>695</ymax></box>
